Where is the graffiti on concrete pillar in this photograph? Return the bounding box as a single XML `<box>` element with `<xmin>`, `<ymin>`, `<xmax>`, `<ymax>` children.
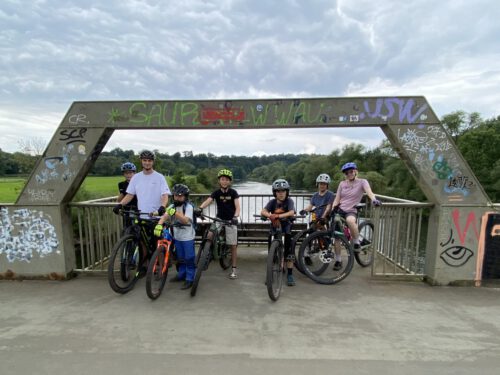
<box><xmin>35</xmin><ymin>128</ymin><xmax>88</xmax><ymax>185</ymax></box>
<box><xmin>439</xmin><ymin>209</ymin><xmax>479</xmax><ymax>267</ymax></box>
<box><xmin>398</xmin><ymin>125</ymin><xmax>474</xmax><ymax>198</ymax></box>
<box><xmin>0</xmin><ymin>207</ymin><xmax>60</xmax><ymax>263</ymax></box>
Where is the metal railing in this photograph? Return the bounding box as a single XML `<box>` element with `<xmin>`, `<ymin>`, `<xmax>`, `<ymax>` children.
<box><xmin>371</xmin><ymin>201</ymin><xmax>433</xmax><ymax>279</ymax></box>
<box><xmin>69</xmin><ymin>193</ymin><xmax>433</xmax><ymax>280</ymax></box>
<box><xmin>69</xmin><ymin>194</ymin><xmax>312</xmax><ymax>272</ymax></box>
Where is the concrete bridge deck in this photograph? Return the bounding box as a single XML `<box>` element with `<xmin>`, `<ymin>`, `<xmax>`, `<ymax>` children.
<box><xmin>1</xmin><ymin>246</ymin><xmax>500</xmax><ymax>375</ymax></box>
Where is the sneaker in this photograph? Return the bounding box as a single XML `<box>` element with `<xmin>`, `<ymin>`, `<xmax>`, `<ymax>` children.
<box><xmin>180</xmin><ymin>281</ymin><xmax>193</xmax><ymax>290</ymax></box>
<box><xmin>287</xmin><ymin>274</ymin><xmax>296</xmax><ymax>286</ymax></box>
<box><xmin>170</xmin><ymin>275</ymin><xmax>183</xmax><ymax>282</ymax></box>
<box><xmin>228</xmin><ymin>269</ymin><xmax>237</xmax><ymax>279</ymax></box>
<box><xmin>333</xmin><ymin>261</ymin><xmax>343</xmax><ymax>271</ymax></box>
<box><xmin>353</xmin><ymin>243</ymin><xmax>361</xmax><ymax>253</ymax></box>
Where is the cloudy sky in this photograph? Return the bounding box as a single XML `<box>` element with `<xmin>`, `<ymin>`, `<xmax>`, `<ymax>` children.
<box><xmin>1</xmin><ymin>0</ymin><xmax>499</xmax><ymax>156</ymax></box>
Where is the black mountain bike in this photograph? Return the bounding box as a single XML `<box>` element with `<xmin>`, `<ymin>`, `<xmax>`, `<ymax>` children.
<box><xmin>190</xmin><ymin>214</ymin><xmax>233</xmax><ymax>297</ymax></box>
<box><xmin>297</xmin><ymin>218</ymin><xmax>354</xmax><ymax>286</ymax></box>
<box><xmin>255</xmin><ymin>214</ymin><xmax>304</xmax><ymax>302</ymax></box>
<box><xmin>290</xmin><ymin>204</ymin><xmax>329</xmax><ymax>275</ymax></box>
<box><xmin>108</xmin><ymin>209</ymin><xmax>159</xmax><ymax>294</ymax></box>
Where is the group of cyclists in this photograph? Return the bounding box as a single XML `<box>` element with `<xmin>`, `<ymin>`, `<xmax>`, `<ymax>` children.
<box><xmin>112</xmin><ymin>149</ymin><xmax>381</xmax><ymax>291</ymax></box>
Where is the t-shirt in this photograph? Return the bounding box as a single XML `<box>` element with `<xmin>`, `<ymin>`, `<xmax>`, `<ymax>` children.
<box><xmin>264</xmin><ymin>197</ymin><xmax>296</xmax><ymax>234</ymax></box>
<box><xmin>118</xmin><ymin>180</ymin><xmax>137</xmax><ymax>208</ymax></box>
<box><xmin>173</xmin><ymin>203</ymin><xmax>195</xmax><ymax>241</ymax></box>
<box><xmin>126</xmin><ymin>171</ymin><xmax>171</xmax><ymax>214</ymax></box>
<box><xmin>310</xmin><ymin>190</ymin><xmax>335</xmax><ymax>218</ymax></box>
<box><xmin>336</xmin><ymin>178</ymin><xmax>369</xmax><ymax>214</ymax></box>
<box><xmin>210</xmin><ymin>188</ymin><xmax>239</xmax><ymax>220</ymax></box>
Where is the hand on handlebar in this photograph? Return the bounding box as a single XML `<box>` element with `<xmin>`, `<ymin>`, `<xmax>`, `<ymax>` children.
<box><xmin>113</xmin><ymin>204</ymin><xmax>122</xmax><ymax>215</ymax></box>
<box><xmin>299</xmin><ymin>209</ymin><xmax>307</xmax><ymax>216</ymax></box>
<box><xmin>154</xmin><ymin>224</ymin><xmax>163</xmax><ymax>237</ymax></box>
<box><xmin>372</xmin><ymin>199</ymin><xmax>382</xmax><ymax>207</ymax></box>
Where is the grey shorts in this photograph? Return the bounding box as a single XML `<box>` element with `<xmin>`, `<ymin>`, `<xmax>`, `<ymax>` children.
<box><xmin>216</xmin><ymin>222</ymin><xmax>238</xmax><ymax>245</ymax></box>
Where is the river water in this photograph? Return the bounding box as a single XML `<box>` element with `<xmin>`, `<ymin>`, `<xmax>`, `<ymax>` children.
<box><xmin>230</xmin><ymin>181</ymin><xmax>311</xmax><ymax>221</ymax></box>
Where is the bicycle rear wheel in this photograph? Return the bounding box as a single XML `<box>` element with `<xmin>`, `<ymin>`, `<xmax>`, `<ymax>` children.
<box><xmin>355</xmin><ymin>221</ymin><xmax>374</xmax><ymax>267</ymax></box>
<box><xmin>108</xmin><ymin>234</ymin><xmax>141</xmax><ymax>294</ymax></box>
<box><xmin>298</xmin><ymin>231</ymin><xmax>354</xmax><ymax>285</ymax></box>
<box><xmin>266</xmin><ymin>240</ymin><xmax>284</xmax><ymax>301</ymax></box>
<box><xmin>145</xmin><ymin>245</ymin><xmax>170</xmax><ymax>300</ymax></box>
<box><xmin>190</xmin><ymin>242</ymin><xmax>211</xmax><ymax>297</ymax></box>
<box><xmin>219</xmin><ymin>243</ymin><xmax>232</xmax><ymax>270</ymax></box>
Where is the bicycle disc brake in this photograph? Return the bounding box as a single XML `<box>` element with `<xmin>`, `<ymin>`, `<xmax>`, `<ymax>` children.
<box><xmin>318</xmin><ymin>250</ymin><xmax>334</xmax><ymax>263</ymax></box>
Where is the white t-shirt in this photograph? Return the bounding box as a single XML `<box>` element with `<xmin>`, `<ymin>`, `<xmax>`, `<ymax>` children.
<box><xmin>126</xmin><ymin>171</ymin><xmax>171</xmax><ymax>214</ymax></box>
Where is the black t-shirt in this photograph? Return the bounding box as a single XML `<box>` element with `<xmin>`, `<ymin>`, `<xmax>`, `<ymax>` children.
<box><xmin>118</xmin><ymin>180</ymin><xmax>138</xmax><ymax>208</ymax></box>
<box><xmin>265</xmin><ymin>197</ymin><xmax>296</xmax><ymax>234</ymax></box>
<box><xmin>210</xmin><ymin>188</ymin><xmax>239</xmax><ymax>220</ymax></box>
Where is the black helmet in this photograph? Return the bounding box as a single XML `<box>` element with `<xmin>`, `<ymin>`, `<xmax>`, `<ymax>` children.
<box><xmin>172</xmin><ymin>183</ymin><xmax>190</xmax><ymax>198</ymax></box>
<box><xmin>139</xmin><ymin>150</ymin><xmax>155</xmax><ymax>160</ymax></box>
<box><xmin>272</xmin><ymin>179</ymin><xmax>290</xmax><ymax>197</ymax></box>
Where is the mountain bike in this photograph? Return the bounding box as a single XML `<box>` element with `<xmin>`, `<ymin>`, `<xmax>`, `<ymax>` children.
<box><xmin>190</xmin><ymin>214</ymin><xmax>233</xmax><ymax>297</ymax></box>
<box><xmin>145</xmin><ymin>221</ymin><xmax>189</xmax><ymax>300</ymax></box>
<box><xmin>297</xmin><ymin>217</ymin><xmax>354</xmax><ymax>286</ymax></box>
<box><xmin>255</xmin><ymin>214</ymin><xmax>305</xmax><ymax>302</ymax></box>
<box><xmin>290</xmin><ymin>204</ymin><xmax>329</xmax><ymax>275</ymax></box>
<box><xmin>331</xmin><ymin>204</ymin><xmax>375</xmax><ymax>267</ymax></box>
<box><xmin>108</xmin><ymin>209</ymin><xmax>159</xmax><ymax>294</ymax></box>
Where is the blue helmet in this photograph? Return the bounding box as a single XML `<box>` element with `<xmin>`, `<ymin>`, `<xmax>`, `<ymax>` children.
<box><xmin>341</xmin><ymin>162</ymin><xmax>357</xmax><ymax>173</ymax></box>
<box><xmin>121</xmin><ymin>162</ymin><xmax>136</xmax><ymax>172</ymax></box>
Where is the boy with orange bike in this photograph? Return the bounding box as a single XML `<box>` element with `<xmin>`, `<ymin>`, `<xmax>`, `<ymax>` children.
<box><xmin>261</xmin><ymin>179</ymin><xmax>297</xmax><ymax>286</ymax></box>
<box><xmin>154</xmin><ymin>184</ymin><xmax>196</xmax><ymax>290</ymax></box>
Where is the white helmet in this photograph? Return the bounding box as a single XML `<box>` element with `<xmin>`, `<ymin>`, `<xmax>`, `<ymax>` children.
<box><xmin>316</xmin><ymin>173</ymin><xmax>331</xmax><ymax>185</ymax></box>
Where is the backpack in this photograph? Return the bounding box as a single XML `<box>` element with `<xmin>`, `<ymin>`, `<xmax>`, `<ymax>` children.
<box><xmin>182</xmin><ymin>201</ymin><xmax>197</xmax><ymax>230</ymax></box>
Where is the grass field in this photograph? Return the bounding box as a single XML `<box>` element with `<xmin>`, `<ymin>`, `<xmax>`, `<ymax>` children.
<box><xmin>0</xmin><ymin>178</ymin><xmax>26</xmax><ymax>203</ymax></box>
<box><xmin>0</xmin><ymin>176</ymin><xmax>123</xmax><ymax>203</ymax></box>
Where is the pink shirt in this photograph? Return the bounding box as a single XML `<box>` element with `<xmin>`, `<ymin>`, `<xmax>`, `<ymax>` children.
<box><xmin>336</xmin><ymin>178</ymin><xmax>369</xmax><ymax>213</ymax></box>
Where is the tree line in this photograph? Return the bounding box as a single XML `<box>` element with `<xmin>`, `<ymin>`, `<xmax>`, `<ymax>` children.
<box><xmin>1</xmin><ymin>111</ymin><xmax>498</xmax><ymax>202</ymax></box>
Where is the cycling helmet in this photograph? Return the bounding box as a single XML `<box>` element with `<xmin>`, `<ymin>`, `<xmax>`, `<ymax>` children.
<box><xmin>217</xmin><ymin>168</ymin><xmax>233</xmax><ymax>180</ymax></box>
<box><xmin>120</xmin><ymin>162</ymin><xmax>136</xmax><ymax>172</ymax></box>
<box><xmin>172</xmin><ymin>183</ymin><xmax>190</xmax><ymax>198</ymax></box>
<box><xmin>341</xmin><ymin>162</ymin><xmax>357</xmax><ymax>173</ymax></box>
<box><xmin>316</xmin><ymin>173</ymin><xmax>331</xmax><ymax>185</ymax></box>
<box><xmin>139</xmin><ymin>150</ymin><xmax>155</xmax><ymax>160</ymax></box>
<box><xmin>272</xmin><ymin>179</ymin><xmax>290</xmax><ymax>197</ymax></box>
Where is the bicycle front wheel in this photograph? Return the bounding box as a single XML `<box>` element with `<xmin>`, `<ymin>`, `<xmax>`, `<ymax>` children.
<box><xmin>266</xmin><ymin>240</ymin><xmax>284</xmax><ymax>301</ymax></box>
<box><xmin>190</xmin><ymin>242</ymin><xmax>211</xmax><ymax>297</ymax></box>
<box><xmin>298</xmin><ymin>231</ymin><xmax>354</xmax><ymax>285</ymax></box>
<box><xmin>108</xmin><ymin>234</ymin><xmax>141</xmax><ymax>294</ymax></box>
<box><xmin>218</xmin><ymin>243</ymin><xmax>232</xmax><ymax>270</ymax></box>
<box><xmin>355</xmin><ymin>221</ymin><xmax>374</xmax><ymax>267</ymax></box>
<box><xmin>145</xmin><ymin>245</ymin><xmax>170</xmax><ymax>300</ymax></box>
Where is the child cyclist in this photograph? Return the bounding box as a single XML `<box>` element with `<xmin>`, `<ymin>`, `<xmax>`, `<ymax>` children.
<box><xmin>117</xmin><ymin>162</ymin><xmax>138</xmax><ymax>208</ymax></box>
<box><xmin>331</xmin><ymin>162</ymin><xmax>381</xmax><ymax>270</ymax></box>
<box><xmin>300</xmin><ymin>173</ymin><xmax>335</xmax><ymax>229</ymax></box>
<box><xmin>117</xmin><ymin>162</ymin><xmax>137</xmax><ymax>227</ymax></box>
<box><xmin>196</xmin><ymin>169</ymin><xmax>240</xmax><ymax>279</ymax></box>
<box><xmin>261</xmin><ymin>179</ymin><xmax>297</xmax><ymax>286</ymax></box>
<box><xmin>154</xmin><ymin>184</ymin><xmax>196</xmax><ymax>290</ymax></box>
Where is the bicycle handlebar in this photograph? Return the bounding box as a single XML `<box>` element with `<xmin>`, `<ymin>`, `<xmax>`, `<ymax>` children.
<box><xmin>198</xmin><ymin>213</ymin><xmax>233</xmax><ymax>226</ymax></box>
<box><xmin>253</xmin><ymin>214</ymin><xmax>306</xmax><ymax>221</ymax></box>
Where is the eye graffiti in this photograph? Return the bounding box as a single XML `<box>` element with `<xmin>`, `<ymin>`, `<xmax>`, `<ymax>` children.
<box><xmin>440</xmin><ymin>246</ymin><xmax>474</xmax><ymax>267</ymax></box>
<box><xmin>439</xmin><ymin>227</ymin><xmax>474</xmax><ymax>267</ymax></box>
